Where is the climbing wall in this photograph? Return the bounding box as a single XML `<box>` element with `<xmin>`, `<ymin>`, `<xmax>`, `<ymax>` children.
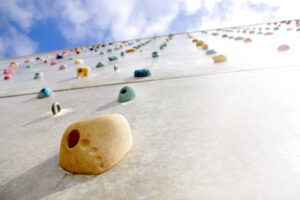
<box><xmin>1</xmin><ymin>20</ymin><xmax>300</xmax><ymax>199</ymax></box>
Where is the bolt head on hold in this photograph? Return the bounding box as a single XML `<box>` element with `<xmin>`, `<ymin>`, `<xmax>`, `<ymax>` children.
<box><xmin>52</xmin><ymin>102</ymin><xmax>61</xmax><ymax>115</ymax></box>
<box><xmin>59</xmin><ymin>114</ymin><xmax>132</xmax><ymax>174</ymax></box>
<box><xmin>118</xmin><ymin>86</ymin><xmax>136</xmax><ymax>103</ymax></box>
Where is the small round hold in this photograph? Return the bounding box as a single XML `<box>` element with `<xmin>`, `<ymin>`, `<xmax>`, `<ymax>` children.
<box><xmin>114</xmin><ymin>65</ymin><xmax>118</xmax><ymax>71</ymax></box>
<box><xmin>52</xmin><ymin>102</ymin><xmax>61</xmax><ymax>115</ymax></box>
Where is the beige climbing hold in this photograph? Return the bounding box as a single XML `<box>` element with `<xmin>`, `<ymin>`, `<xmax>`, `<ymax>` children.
<box><xmin>202</xmin><ymin>43</ymin><xmax>208</xmax><ymax>50</ymax></box>
<box><xmin>59</xmin><ymin>114</ymin><xmax>132</xmax><ymax>174</ymax></box>
<box><xmin>77</xmin><ymin>66</ymin><xmax>90</xmax><ymax>79</ymax></box>
<box><xmin>126</xmin><ymin>48</ymin><xmax>136</xmax><ymax>53</ymax></box>
<box><xmin>277</xmin><ymin>44</ymin><xmax>290</xmax><ymax>51</ymax></box>
<box><xmin>196</xmin><ymin>40</ymin><xmax>203</xmax><ymax>47</ymax></box>
<box><xmin>75</xmin><ymin>59</ymin><xmax>84</xmax><ymax>65</ymax></box>
<box><xmin>213</xmin><ymin>54</ymin><xmax>227</xmax><ymax>63</ymax></box>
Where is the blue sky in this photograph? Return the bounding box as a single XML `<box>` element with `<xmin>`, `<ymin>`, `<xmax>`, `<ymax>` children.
<box><xmin>0</xmin><ymin>0</ymin><xmax>298</xmax><ymax>58</ymax></box>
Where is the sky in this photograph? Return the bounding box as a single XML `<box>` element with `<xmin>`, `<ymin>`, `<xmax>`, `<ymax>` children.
<box><xmin>0</xmin><ymin>0</ymin><xmax>298</xmax><ymax>59</ymax></box>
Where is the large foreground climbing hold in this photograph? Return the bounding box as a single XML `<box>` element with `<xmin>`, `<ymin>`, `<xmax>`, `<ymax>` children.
<box><xmin>213</xmin><ymin>54</ymin><xmax>227</xmax><ymax>63</ymax></box>
<box><xmin>77</xmin><ymin>66</ymin><xmax>90</xmax><ymax>79</ymax></box>
<box><xmin>118</xmin><ymin>86</ymin><xmax>136</xmax><ymax>103</ymax></box>
<box><xmin>96</xmin><ymin>62</ymin><xmax>105</xmax><ymax>68</ymax></box>
<box><xmin>75</xmin><ymin>59</ymin><xmax>84</xmax><ymax>65</ymax></box>
<box><xmin>37</xmin><ymin>88</ymin><xmax>53</xmax><ymax>99</ymax></box>
<box><xmin>152</xmin><ymin>51</ymin><xmax>159</xmax><ymax>58</ymax></box>
<box><xmin>59</xmin><ymin>114</ymin><xmax>132</xmax><ymax>174</ymax></box>
<box><xmin>134</xmin><ymin>69</ymin><xmax>151</xmax><ymax>77</ymax></box>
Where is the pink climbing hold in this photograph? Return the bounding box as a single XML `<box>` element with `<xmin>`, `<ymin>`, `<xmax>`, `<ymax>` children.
<box><xmin>24</xmin><ymin>60</ymin><xmax>30</xmax><ymax>63</ymax></box>
<box><xmin>10</xmin><ymin>61</ymin><xmax>18</xmax><ymax>68</ymax></box>
<box><xmin>4</xmin><ymin>68</ymin><xmax>14</xmax><ymax>74</ymax></box>
<box><xmin>244</xmin><ymin>38</ymin><xmax>252</xmax><ymax>43</ymax></box>
<box><xmin>265</xmin><ymin>27</ymin><xmax>270</xmax><ymax>30</ymax></box>
<box><xmin>212</xmin><ymin>33</ymin><xmax>218</xmax><ymax>36</ymax></box>
<box><xmin>264</xmin><ymin>32</ymin><xmax>273</xmax><ymax>36</ymax></box>
<box><xmin>50</xmin><ymin>61</ymin><xmax>58</xmax><ymax>66</ymax></box>
<box><xmin>249</xmin><ymin>30</ymin><xmax>255</xmax><ymax>34</ymax></box>
<box><xmin>228</xmin><ymin>36</ymin><xmax>234</xmax><ymax>39</ymax></box>
<box><xmin>44</xmin><ymin>60</ymin><xmax>49</xmax><ymax>64</ymax></box>
<box><xmin>277</xmin><ymin>44</ymin><xmax>290</xmax><ymax>51</ymax></box>
<box><xmin>4</xmin><ymin>75</ymin><xmax>12</xmax><ymax>80</ymax></box>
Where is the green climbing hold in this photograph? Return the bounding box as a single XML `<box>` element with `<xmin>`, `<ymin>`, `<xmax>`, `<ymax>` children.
<box><xmin>222</xmin><ymin>34</ymin><xmax>228</xmax><ymax>38</ymax></box>
<box><xmin>118</xmin><ymin>86</ymin><xmax>136</xmax><ymax>103</ymax></box>
<box><xmin>96</xmin><ymin>62</ymin><xmax>105</xmax><ymax>68</ymax></box>
<box><xmin>68</xmin><ymin>57</ymin><xmax>73</xmax><ymax>60</ymax></box>
<box><xmin>59</xmin><ymin>64</ymin><xmax>68</xmax><ymax>70</ymax></box>
<box><xmin>234</xmin><ymin>36</ymin><xmax>244</xmax><ymax>40</ymax></box>
<box><xmin>152</xmin><ymin>51</ymin><xmax>159</xmax><ymax>58</ymax></box>
<box><xmin>34</xmin><ymin>72</ymin><xmax>43</xmax><ymax>80</ymax></box>
<box><xmin>120</xmin><ymin>51</ymin><xmax>125</xmax><ymax>56</ymax></box>
<box><xmin>206</xmin><ymin>49</ymin><xmax>217</xmax><ymax>55</ymax></box>
<box><xmin>108</xmin><ymin>56</ymin><xmax>118</xmax><ymax>61</ymax></box>
<box><xmin>274</xmin><ymin>27</ymin><xmax>279</xmax><ymax>31</ymax></box>
<box><xmin>134</xmin><ymin>69</ymin><xmax>151</xmax><ymax>77</ymax></box>
<box><xmin>297</xmin><ymin>28</ymin><xmax>300</xmax><ymax>31</ymax></box>
<box><xmin>26</xmin><ymin>65</ymin><xmax>35</xmax><ymax>69</ymax></box>
<box><xmin>257</xmin><ymin>32</ymin><xmax>263</xmax><ymax>34</ymax></box>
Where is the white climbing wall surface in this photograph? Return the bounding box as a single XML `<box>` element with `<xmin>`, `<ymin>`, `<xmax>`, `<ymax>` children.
<box><xmin>1</xmin><ymin>20</ymin><xmax>300</xmax><ymax>199</ymax></box>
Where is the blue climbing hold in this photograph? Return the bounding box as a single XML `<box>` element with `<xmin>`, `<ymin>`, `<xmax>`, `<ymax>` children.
<box><xmin>206</xmin><ymin>49</ymin><xmax>217</xmax><ymax>55</ymax></box>
<box><xmin>37</xmin><ymin>88</ymin><xmax>53</xmax><ymax>99</ymax></box>
<box><xmin>56</xmin><ymin>55</ymin><xmax>64</xmax><ymax>59</ymax></box>
<box><xmin>134</xmin><ymin>69</ymin><xmax>151</xmax><ymax>77</ymax></box>
<box><xmin>118</xmin><ymin>86</ymin><xmax>136</xmax><ymax>103</ymax></box>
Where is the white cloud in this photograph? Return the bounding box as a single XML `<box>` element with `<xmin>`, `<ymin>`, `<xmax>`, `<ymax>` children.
<box><xmin>0</xmin><ymin>26</ymin><xmax>38</xmax><ymax>58</ymax></box>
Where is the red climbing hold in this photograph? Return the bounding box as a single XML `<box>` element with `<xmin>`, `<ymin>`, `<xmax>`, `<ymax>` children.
<box><xmin>4</xmin><ymin>68</ymin><xmax>14</xmax><ymax>74</ymax></box>
<box><xmin>4</xmin><ymin>75</ymin><xmax>12</xmax><ymax>80</ymax></box>
<box><xmin>51</xmin><ymin>61</ymin><xmax>58</xmax><ymax>66</ymax></box>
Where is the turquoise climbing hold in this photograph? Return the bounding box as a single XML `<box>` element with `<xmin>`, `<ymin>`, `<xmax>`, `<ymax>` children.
<box><xmin>26</xmin><ymin>65</ymin><xmax>35</xmax><ymax>69</ymax></box>
<box><xmin>222</xmin><ymin>34</ymin><xmax>228</xmax><ymax>38</ymax></box>
<box><xmin>120</xmin><ymin>51</ymin><xmax>125</xmax><ymax>56</ymax></box>
<box><xmin>108</xmin><ymin>56</ymin><xmax>118</xmax><ymax>61</ymax></box>
<box><xmin>297</xmin><ymin>28</ymin><xmax>300</xmax><ymax>31</ymax></box>
<box><xmin>118</xmin><ymin>86</ymin><xmax>136</xmax><ymax>103</ymax></box>
<box><xmin>37</xmin><ymin>88</ymin><xmax>53</xmax><ymax>99</ymax></box>
<box><xmin>100</xmin><ymin>51</ymin><xmax>104</xmax><ymax>55</ymax></box>
<box><xmin>59</xmin><ymin>64</ymin><xmax>68</xmax><ymax>70</ymax></box>
<box><xmin>152</xmin><ymin>51</ymin><xmax>159</xmax><ymax>58</ymax></box>
<box><xmin>34</xmin><ymin>72</ymin><xmax>43</xmax><ymax>80</ymax></box>
<box><xmin>96</xmin><ymin>62</ymin><xmax>105</xmax><ymax>68</ymax></box>
<box><xmin>206</xmin><ymin>49</ymin><xmax>217</xmax><ymax>55</ymax></box>
<box><xmin>134</xmin><ymin>69</ymin><xmax>151</xmax><ymax>77</ymax></box>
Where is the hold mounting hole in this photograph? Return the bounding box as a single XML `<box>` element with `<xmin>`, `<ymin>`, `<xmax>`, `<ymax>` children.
<box><xmin>68</xmin><ymin>130</ymin><xmax>80</xmax><ymax>148</ymax></box>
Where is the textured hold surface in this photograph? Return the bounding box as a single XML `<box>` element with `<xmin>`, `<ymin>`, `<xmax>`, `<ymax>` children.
<box><xmin>152</xmin><ymin>51</ymin><xmax>159</xmax><ymax>58</ymax></box>
<box><xmin>277</xmin><ymin>44</ymin><xmax>290</xmax><ymax>51</ymax></box>
<box><xmin>59</xmin><ymin>114</ymin><xmax>132</xmax><ymax>174</ymax></box>
<box><xmin>37</xmin><ymin>88</ymin><xmax>53</xmax><ymax>99</ymax></box>
<box><xmin>77</xmin><ymin>66</ymin><xmax>90</xmax><ymax>79</ymax></box>
<box><xmin>213</xmin><ymin>54</ymin><xmax>227</xmax><ymax>63</ymax></box>
<box><xmin>34</xmin><ymin>72</ymin><xmax>44</xmax><ymax>79</ymax></box>
<box><xmin>134</xmin><ymin>69</ymin><xmax>151</xmax><ymax>77</ymax></box>
<box><xmin>96</xmin><ymin>62</ymin><xmax>105</xmax><ymax>68</ymax></box>
<box><xmin>59</xmin><ymin>65</ymin><xmax>67</xmax><ymax>70</ymax></box>
<box><xmin>75</xmin><ymin>59</ymin><xmax>84</xmax><ymax>65</ymax></box>
<box><xmin>118</xmin><ymin>86</ymin><xmax>136</xmax><ymax>103</ymax></box>
<box><xmin>206</xmin><ymin>49</ymin><xmax>217</xmax><ymax>55</ymax></box>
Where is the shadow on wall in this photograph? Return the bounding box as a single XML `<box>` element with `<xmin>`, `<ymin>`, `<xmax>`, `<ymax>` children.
<box><xmin>0</xmin><ymin>154</ymin><xmax>96</xmax><ymax>200</ymax></box>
